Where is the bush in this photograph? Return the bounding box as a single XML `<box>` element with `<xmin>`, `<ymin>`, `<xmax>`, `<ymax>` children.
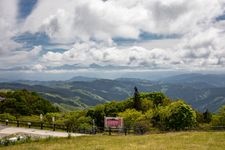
<box><xmin>0</xmin><ymin>113</ymin><xmax>16</xmax><ymax>121</ymax></box>
<box><xmin>160</xmin><ymin>100</ymin><xmax>197</xmax><ymax>131</ymax></box>
<box><xmin>212</xmin><ymin>105</ymin><xmax>225</xmax><ymax>126</ymax></box>
<box><xmin>133</xmin><ymin>115</ymin><xmax>151</xmax><ymax>134</ymax></box>
<box><xmin>118</xmin><ymin>109</ymin><xmax>142</xmax><ymax>129</ymax></box>
<box><xmin>64</xmin><ymin>111</ymin><xmax>92</xmax><ymax>132</ymax></box>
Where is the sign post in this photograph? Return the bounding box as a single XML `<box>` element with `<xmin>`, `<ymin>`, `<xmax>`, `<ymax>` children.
<box><xmin>40</xmin><ymin>114</ymin><xmax>43</xmax><ymax>129</ymax></box>
<box><xmin>104</xmin><ymin>117</ymin><xmax>123</xmax><ymax>135</ymax></box>
<box><xmin>52</xmin><ymin>117</ymin><xmax>55</xmax><ymax>131</ymax></box>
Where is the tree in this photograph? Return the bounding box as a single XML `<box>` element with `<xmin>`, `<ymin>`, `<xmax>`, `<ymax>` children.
<box><xmin>118</xmin><ymin>109</ymin><xmax>143</xmax><ymax>129</ymax></box>
<box><xmin>133</xmin><ymin>115</ymin><xmax>151</xmax><ymax>134</ymax></box>
<box><xmin>64</xmin><ymin>111</ymin><xmax>92</xmax><ymax>132</ymax></box>
<box><xmin>0</xmin><ymin>90</ymin><xmax>59</xmax><ymax>115</ymax></box>
<box><xmin>145</xmin><ymin>108</ymin><xmax>161</xmax><ymax>128</ymax></box>
<box><xmin>87</xmin><ymin>104</ymin><xmax>105</xmax><ymax>128</ymax></box>
<box><xmin>161</xmin><ymin>100</ymin><xmax>197</xmax><ymax>130</ymax></box>
<box><xmin>141</xmin><ymin>98</ymin><xmax>154</xmax><ymax>112</ymax></box>
<box><xmin>133</xmin><ymin>86</ymin><xmax>141</xmax><ymax>111</ymax></box>
<box><xmin>212</xmin><ymin>105</ymin><xmax>225</xmax><ymax>126</ymax></box>
<box><xmin>203</xmin><ymin>109</ymin><xmax>212</xmax><ymax>123</ymax></box>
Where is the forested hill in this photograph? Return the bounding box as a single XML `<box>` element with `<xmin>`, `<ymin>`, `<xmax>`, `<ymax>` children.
<box><xmin>0</xmin><ymin>90</ymin><xmax>59</xmax><ymax>115</ymax></box>
<box><xmin>0</xmin><ymin>74</ymin><xmax>225</xmax><ymax>112</ymax></box>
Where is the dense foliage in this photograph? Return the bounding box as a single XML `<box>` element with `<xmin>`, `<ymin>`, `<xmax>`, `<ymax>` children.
<box><xmin>86</xmin><ymin>92</ymin><xmax>197</xmax><ymax>131</ymax></box>
<box><xmin>0</xmin><ymin>90</ymin><xmax>59</xmax><ymax>116</ymax></box>
<box><xmin>1</xmin><ymin>88</ymin><xmax>224</xmax><ymax>133</ymax></box>
<box><xmin>212</xmin><ymin>106</ymin><xmax>225</xmax><ymax>126</ymax></box>
<box><xmin>160</xmin><ymin>100</ymin><xmax>197</xmax><ymax>130</ymax></box>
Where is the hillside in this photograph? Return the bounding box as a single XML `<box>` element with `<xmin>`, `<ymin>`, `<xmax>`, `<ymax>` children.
<box><xmin>0</xmin><ymin>90</ymin><xmax>59</xmax><ymax>115</ymax></box>
<box><xmin>0</xmin><ymin>74</ymin><xmax>225</xmax><ymax>112</ymax></box>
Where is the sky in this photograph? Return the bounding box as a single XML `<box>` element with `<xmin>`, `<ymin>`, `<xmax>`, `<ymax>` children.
<box><xmin>0</xmin><ymin>0</ymin><xmax>225</xmax><ymax>80</ymax></box>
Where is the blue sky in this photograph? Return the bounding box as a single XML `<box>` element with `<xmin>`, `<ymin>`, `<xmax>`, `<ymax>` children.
<box><xmin>0</xmin><ymin>0</ymin><xmax>225</xmax><ymax>80</ymax></box>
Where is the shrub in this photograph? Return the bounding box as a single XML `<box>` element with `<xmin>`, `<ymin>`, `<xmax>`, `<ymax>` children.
<box><xmin>118</xmin><ymin>109</ymin><xmax>142</xmax><ymax>129</ymax></box>
<box><xmin>160</xmin><ymin>100</ymin><xmax>197</xmax><ymax>131</ymax></box>
<box><xmin>212</xmin><ymin>105</ymin><xmax>225</xmax><ymax>126</ymax></box>
<box><xmin>0</xmin><ymin>113</ymin><xmax>16</xmax><ymax>121</ymax></box>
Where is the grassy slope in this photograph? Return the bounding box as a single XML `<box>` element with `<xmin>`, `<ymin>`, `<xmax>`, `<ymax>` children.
<box><xmin>1</xmin><ymin>131</ymin><xmax>225</xmax><ymax>150</ymax></box>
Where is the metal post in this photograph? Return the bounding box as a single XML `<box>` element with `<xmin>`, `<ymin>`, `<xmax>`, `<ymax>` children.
<box><xmin>28</xmin><ymin>122</ymin><xmax>31</xmax><ymax>128</ymax></box>
<box><xmin>5</xmin><ymin>119</ymin><xmax>8</xmax><ymax>126</ymax></box>
<box><xmin>66</xmin><ymin>125</ymin><xmax>69</xmax><ymax>132</ymax></box>
<box><xmin>109</xmin><ymin>127</ymin><xmax>111</xmax><ymax>135</ymax></box>
<box><xmin>92</xmin><ymin>119</ymin><xmax>96</xmax><ymax>134</ymax></box>
<box><xmin>41</xmin><ymin>122</ymin><xmax>43</xmax><ymax>130</ymax></box>
<box><xmin>124</xmin><ymin>127</ymin><xmax>127</xmax><ymax>136</ymax></box>
<box><xmin>17</xmin><ymin>120</ymin><xmax>19</xmax><ymax>127</ymax></box>
<box><xmin>53</xmin><ymin>124</ymin><xmax>56</xmax><ymax>131</ymax></box>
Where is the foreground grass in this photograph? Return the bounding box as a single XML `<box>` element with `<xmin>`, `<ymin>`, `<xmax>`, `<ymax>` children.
<box><xmin>1</xmin><ymin>131</ymin><xmax>225</xmax><ymax>150</ymax></box>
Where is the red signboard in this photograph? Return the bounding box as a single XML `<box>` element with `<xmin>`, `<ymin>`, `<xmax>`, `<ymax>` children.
<box><xmin>104</xmin><ymin>117</ymin><xmax>123</xmax><ymax>128</ymax></box>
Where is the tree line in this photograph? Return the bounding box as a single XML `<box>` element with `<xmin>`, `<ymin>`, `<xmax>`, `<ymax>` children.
<box><xmin>0</xmin><ymin>88</ymin><xmax>225</xmax><ymax>133</ymax></box>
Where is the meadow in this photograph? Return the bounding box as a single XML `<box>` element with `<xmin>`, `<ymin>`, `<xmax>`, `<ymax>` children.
<box><xmin>1</xmin><ymin>131</ymin><xmax>225</xmax><ymax>150</ymax></box>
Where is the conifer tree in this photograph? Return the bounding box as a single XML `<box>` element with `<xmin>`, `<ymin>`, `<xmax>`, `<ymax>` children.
<box><xmin>133</xmin><ymin>86</ymin><xmax>141</xmax><ymax>111</ymax></box>
<box><xmin>203</xmin><ymin>109</ymin><xmax>212</xmax><ymax>123</ymax></box>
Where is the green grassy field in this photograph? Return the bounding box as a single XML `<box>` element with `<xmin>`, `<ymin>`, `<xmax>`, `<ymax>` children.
<box><xmin>1</xmin><ymin>131</ymin><xmax>225</xmax><ymax>150</ymax></box>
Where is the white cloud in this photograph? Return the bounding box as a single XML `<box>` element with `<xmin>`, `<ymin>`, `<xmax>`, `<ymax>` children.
<box><xmin>41</xmin><ymin>41</ymin><xmax>174</xmax><ymax>69</ymax></box>
<box><xmin>0</xmin><ymin>46</ymin><xmax>42</xmax><ymax>68</ymax></box>
<box><xmin>0</xmin><ymin>0</ymin><xmax>21</xmax><ymax>55</ymax></box>
<box><xmin>176</xmin><ymin>22</ymin><xmax>225</xmax><ymax>68</ymax></box>
<box><xmin>1</xmin><ymin>0</ymin><xmax>225</xmax><ymax>72</ymax></box>
<box><xmin>32</xmin><ymin>64</ymin><xmax>46</xmax><ymax>72</ymax></box>
<box><xmin>41</xmin><ymin>23</ymin><xmax>225</xmax><ymax>70</ymax></box>
<box><xmin>23</xmin><ymin>0</ymin><xmax>224</xmax><ymax>43</ymax></box>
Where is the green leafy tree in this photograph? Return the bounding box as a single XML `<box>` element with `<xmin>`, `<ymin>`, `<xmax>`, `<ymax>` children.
<box><xmin>145</xmin><ymin>108</ymin><xmax>161</xmax><ymax>128</ymax></box>
<box><xmin>141</xmin><ymin>98</ymin><xmax>154</xmax><ymax>112</ymax></box>
<box><xmin>212</xmin><ymin>105</ymin><xmax>225</xmax><ymax>126</ymax></box>
<box><xmin>140</xmin><ymin>92</ymin><xmax>170</xmax><ymax>107</ymax></box>
<box><xmin>0</xmin><ymin>113</ymin><xmax>16</xmax><ymax>120</ymax></box>
<box><xmin>133</xmin><ymin>113</ymin><xmax>152</xmax><ymax>134</ymax></box>
<box><xmin>161</xmin><ymin>100</ymin><xmax>197</xmax><ymax>130</ymax></box>
<box><xmin>87</xmin><ymin>104</ymin><xmax>105</xmax><ymax>128</ymax></box>
<box><xmin>118</xmin><ymin>109</ymin><xmax>142</xmax><ymax>129</ymax></box>
<box><xmin>64</xmin><ymin>110</ymin><xmax>92</xmax><ymax>132</ymax></box>
<box><xmin>0</xmin><ymin>90</ymin><xmax>59</xmax><ymax>115</ymax></box>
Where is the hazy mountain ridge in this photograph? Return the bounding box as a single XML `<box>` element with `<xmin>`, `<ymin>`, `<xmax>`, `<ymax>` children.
<box><xmin>0</xmin><ymin>74</ymin><xmax>225</xmax><ymax>112</ymax></box>
<box><xmin>161</xmin><ymin>73</ymin><xmax>225</xmax><ymax>87</ymax></box>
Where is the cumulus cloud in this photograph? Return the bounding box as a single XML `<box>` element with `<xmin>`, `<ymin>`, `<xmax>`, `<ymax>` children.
<box><xmin>41</xmin><ymin>41</ymin><xmax>174</xmax><ymax>69</ymax></box>
<box><xmin>1</xmin><ymin>0</ymin><xmax>225</xmax><ymax>72</ymax></box>
<box><xmin>41</xmin><ymin>20</ymin><xmax>225</xmax><ymax>70</ymax></box>
<box><xmin>0</xmin><ymin>0</ymin><xmax>21</xmax><ymax>55</ymax></box>
<box><xmin>0</xmin><ymin>46</ymin><xmax>42</xmax><ymax>68</ymax></box>
<box><xmin>177</xmin><ymin>25</ymin><xmax>225</xmax><ymax>68</ymax></box>
<box><xmin>23</xmin><ymin>0</ymin><xmax>224</xmax><ymax>43</ymax></box>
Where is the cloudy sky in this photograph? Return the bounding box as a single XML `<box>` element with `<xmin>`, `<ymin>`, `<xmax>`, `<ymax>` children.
<box><xmin>0</xmin><ymin>0</ymin><xmax>225</xmax><ymax>80</ymax></box>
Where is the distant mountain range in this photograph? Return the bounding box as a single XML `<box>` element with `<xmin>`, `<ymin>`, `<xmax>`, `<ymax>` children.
<box><xmin>68</xmin><ymin>76</ymin><xmax>98</xmax><ymax>82</ymax></box>
<box><xmin>0</xmin><ymin>73</ymin><xmax>225</xmax><ymax>112</ymax></box>
<box><xmin>161</xmin><ymin>73</ymin><xmax>225</xmax><ymax>87</ymax></box>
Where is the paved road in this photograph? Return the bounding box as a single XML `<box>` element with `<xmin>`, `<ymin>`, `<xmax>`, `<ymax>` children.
<box><xmin>0</xmin><ymin>125</ymin><xmax>85</xmax><ymax>138</ymax></box>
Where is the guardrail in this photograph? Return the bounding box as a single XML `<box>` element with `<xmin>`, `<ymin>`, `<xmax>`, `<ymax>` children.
<box><xmin>1</xmin><ymin>119</ymin><xmax>225</xmax><ymax>135</ymax></box>
<box><xmin>0</xmin><ymin>119</ymin><xmax>97</xmax><ymax>134</ymax></box>
<box><xmin>0</xmin><ymin>119</ymin><xmax>66</xmax><ymax>131</ymax></box>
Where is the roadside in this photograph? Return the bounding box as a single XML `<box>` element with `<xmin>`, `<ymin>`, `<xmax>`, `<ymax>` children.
<box><xmin>0</xmin><ymin>124</ymin><xmax>85</xmax><ymax>139</ymax></box>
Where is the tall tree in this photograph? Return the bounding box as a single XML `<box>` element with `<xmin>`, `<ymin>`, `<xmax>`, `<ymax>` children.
<box><xmin>133</xmin><ymin>86</ymin><xmax>141</xmax><ymax>111</ymax></box>
<box><xmin>203</xmin><ymin>109</ymin><xmax>212</xmax><ymax>123</ymax></box>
